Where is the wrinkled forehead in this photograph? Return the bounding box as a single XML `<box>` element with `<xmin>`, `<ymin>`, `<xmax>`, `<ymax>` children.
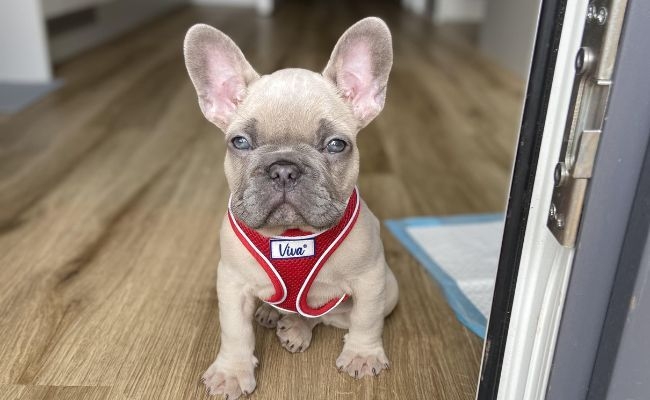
<box><xmin>229</xmin><ymin>69</ymin><xmax>356</xmax><ymax>141</ymax></box>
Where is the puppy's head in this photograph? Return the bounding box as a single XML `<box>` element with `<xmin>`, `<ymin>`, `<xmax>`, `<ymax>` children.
<box><xmin>184</xmin><ymin>18</ymin><xmax>392</xmax><ymax>230</ymax></box>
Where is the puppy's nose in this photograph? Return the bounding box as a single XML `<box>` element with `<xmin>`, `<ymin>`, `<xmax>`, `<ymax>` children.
<box><xmin>268</xmin><ymin>161</ymin><xmax>301</xmax><ymax>186</ymax></box>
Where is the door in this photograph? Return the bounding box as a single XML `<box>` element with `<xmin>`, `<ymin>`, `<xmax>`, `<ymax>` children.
<box><xmin>475</xmin><ymin>0</ymin><xmax>648</xmax><ymax>398</ymax></box>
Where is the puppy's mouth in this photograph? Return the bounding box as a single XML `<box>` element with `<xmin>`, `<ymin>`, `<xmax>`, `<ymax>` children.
<box><xmin>230</xmin><ymin>187</ymin><xmax>347</xmax><ymax>231</ymax></box>
<box><xmin>265</xmin><ymin>200</ymin><xmax>308</xmax><ymax>227</ymax></box>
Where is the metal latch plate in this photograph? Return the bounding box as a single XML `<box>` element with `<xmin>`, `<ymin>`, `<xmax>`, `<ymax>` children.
<box><xmin>547</xmin><ymin>0</ymin><xmax>628</xmax><ymax>247</ymax></box>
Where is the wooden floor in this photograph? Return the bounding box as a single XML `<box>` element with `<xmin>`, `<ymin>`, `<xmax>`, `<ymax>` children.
<box><xmin>0</xmin><ymin>1</ymin><xmax>523</xmax><ymax>399</ymax></box>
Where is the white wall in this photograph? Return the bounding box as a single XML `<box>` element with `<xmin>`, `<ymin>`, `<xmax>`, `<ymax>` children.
<box><xmin>479</xmin><ymin>0</ymin><xmax>541</xmax><ymax>79</ymax></box>
<box><xmin>0</xmin><ymin>0</ymin><xmax>52</xmax><ymax>83</ymax></box>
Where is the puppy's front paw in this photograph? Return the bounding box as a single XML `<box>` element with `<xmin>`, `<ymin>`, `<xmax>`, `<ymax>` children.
<box><xmin>336</xmin><ymin>345</ymin><xmax>390</xmax><ymax>379</ymax></box>
<box><xmin>276</xmin><ymin>314</ymin><xmax>313</xmax><ymax>353</ymax></box>
<box><xmin>202</xmin><ymin>355</ymin><xmax>257</xmax><ymax>399</ymax></box>
<box><xmin>254</xmin><ymin>303</ymin><xmax>280</xmax><ymax>329</ymax></box>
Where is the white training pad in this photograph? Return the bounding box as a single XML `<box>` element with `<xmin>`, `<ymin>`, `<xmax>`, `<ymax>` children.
<box><xmin>386</xmin><ymin>215</ymin><xmax>503</xmax><ymax>337</ymax></box>
<box><xmin>406</xmin><ymin>221</ymin><xmax>502</xmax><ymax>318</ymax></box>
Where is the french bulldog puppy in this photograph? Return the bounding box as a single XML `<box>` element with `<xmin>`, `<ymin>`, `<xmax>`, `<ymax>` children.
<box><xmin>184</xmin><ymin>17</ymin><xmax>399</xmax><ymax>399</ymax></box>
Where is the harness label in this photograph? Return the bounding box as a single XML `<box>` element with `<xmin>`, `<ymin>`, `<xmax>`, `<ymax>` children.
<box><xmin>270</xmin><ymin>238</ymin><xmax>316</xmax><ymax>259</ymax></box>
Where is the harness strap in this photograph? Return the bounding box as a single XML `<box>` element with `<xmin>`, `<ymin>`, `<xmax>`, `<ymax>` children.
<box><xmin>228</xmin><ymin>189</ymin><xmax>360</xmax><ymax>317</ymax></box>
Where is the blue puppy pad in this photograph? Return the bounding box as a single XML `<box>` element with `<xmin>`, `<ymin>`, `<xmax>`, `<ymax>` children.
<box><xmin>385</xmin><ymin>214</ymin><xmax>503</xmax><ymax>338</ymax></box>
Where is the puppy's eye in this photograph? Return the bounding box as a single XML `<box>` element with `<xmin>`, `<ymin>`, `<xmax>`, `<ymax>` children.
<box><xmin>231</xmin><ymin>136</ymin><xmax>251</xmax><ymax>150</ymax></box>
<box><xmin>326</xmin><ymin>139</ymin><xmax>347</xmax><ymax>153</ymax></box>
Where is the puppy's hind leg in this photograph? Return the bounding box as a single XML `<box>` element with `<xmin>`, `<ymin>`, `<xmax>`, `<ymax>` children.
<box><xmin>276</xmin><ymin>314</ymin><xmax>320</xmax><ymax>353</ymax></box>
<box><xmin>320</xmin><ymin>299</ymin><xmax>353</xmax><ymax>329</ymax></box>
<box><xmin>321</xmin><ymin>266</ymin><xmax>397</xmax><ymax>330</ymax></box>
<box><xmin>383</xmin><ymin>265</ymin><xmax>399</xmax><ymax>317</ymax></box>
<box><xmin>254</xmin><ymin>303</ymin><xmax>281</xmax><ymax>329</ymax></box>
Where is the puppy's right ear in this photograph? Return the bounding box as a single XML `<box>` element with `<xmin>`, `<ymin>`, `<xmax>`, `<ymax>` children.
<box><xmin>184</xmin><ymin>24</ymin><xmax>259</xmax><ymax>131</ymax></box>
<box><xmin>323</xmin><ymin>17</ymin><xmax>393</xmax><ymax>129</ymax></box>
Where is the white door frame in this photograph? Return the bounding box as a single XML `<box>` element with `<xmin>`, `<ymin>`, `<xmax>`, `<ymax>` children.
<box><xmin>494</xmin><ymin>0</ymin><xmax>587</xmax><ymax>397</ymax></box>
<box><xmin>476</xmin><ymin>0</ymin><xmax>598</xmax><ymax>398</ymax></box>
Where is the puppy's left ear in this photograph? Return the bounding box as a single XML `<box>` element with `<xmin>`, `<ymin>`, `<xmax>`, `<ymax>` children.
<box><xmin>323</xmin><ymin>17</ymin><xmax>393</xmax><ymax>129</ymax></box>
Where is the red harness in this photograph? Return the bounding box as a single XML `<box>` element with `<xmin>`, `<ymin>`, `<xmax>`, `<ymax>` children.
<box><xmin>228</xmin><ymin>189</ymin><xmax>360</xmax><ymax>318</ymax></box>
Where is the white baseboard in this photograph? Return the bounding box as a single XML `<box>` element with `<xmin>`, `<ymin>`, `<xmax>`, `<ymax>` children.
<box><xmin>189</xmin><ymin>0</ymin><xmax>255</xmax><ymax>5</ymax></box>
<box><xmin>42</xmin><ymin>0</ymin><xmax>113</xmax><ymax>19</ymax></box>
<box><xmin>189</xmin><ymin>0</ymin><xmax>274</xmax><ymax>15</ymax></box>
<box><xmin>402</xmin><ymin>0</ymin><xmax>485</xmax><ymax>24</ymax></box>
<box><xmin>434</xmin><ymin>0</ymin><xmax>485</xmax><ymax>23</ymax></box>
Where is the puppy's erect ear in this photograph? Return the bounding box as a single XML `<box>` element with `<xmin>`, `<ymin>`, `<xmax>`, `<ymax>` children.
<box><xmin>184</xmin><ymin>24</ymin><xmax>259</xmax><ymax>131</ymax></box>
<box><xmin>323</xmin><ymin>17</ymin><xmax>393</xmax><ymax>129</ymax></box>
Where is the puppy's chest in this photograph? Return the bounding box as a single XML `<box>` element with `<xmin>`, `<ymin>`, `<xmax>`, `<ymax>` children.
<box><xmin>228</xmin><ymin>229</ymin><xmax>364</xmax><ymax>308</ymax></box>
<box><xmin>239</xmin><ymin>237</ymin><xmax>349</xmax><ymax>290</ymax></box>
<box><xmin>234</xmin><ymin>234</ymin><xmax>352</xmax><ymax>316</ymax></box>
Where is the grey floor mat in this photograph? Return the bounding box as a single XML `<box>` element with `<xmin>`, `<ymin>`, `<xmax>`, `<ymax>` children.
<box><xmin>0</xmin><ymin>81</ymin><xmax>63</xmax><ymax>114</ymax></box>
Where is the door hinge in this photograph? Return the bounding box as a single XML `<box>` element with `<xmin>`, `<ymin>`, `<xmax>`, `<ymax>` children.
<box><xmin>547</xmin><ymin>0</ymin><xmax>628</xmax><ymax>247</ymax></box>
